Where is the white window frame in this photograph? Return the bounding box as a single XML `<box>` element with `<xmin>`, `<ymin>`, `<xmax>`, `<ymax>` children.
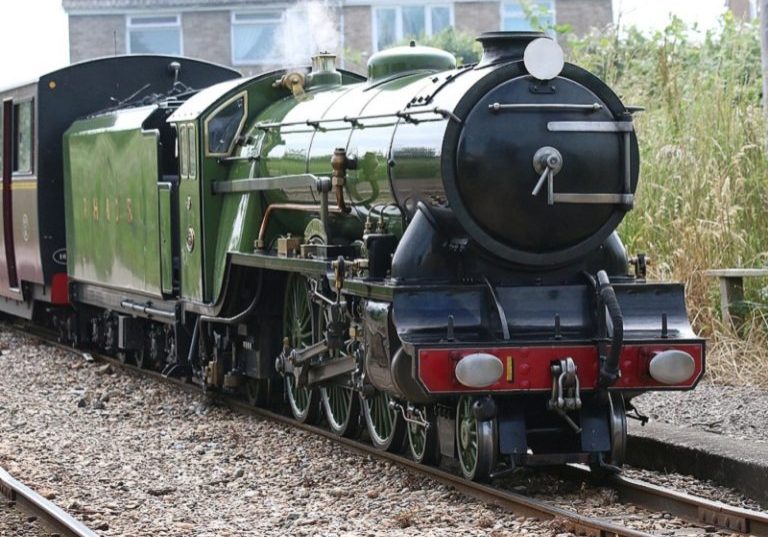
<box><xmin>126</xmin><ymin>14</ymin><xmax>183</xmax><ymax>55</ymax></box>
<box><xmin>231</xmin><ymin>10</ymin><xmax>292</xmax><ymax>66</ymax></box>
<box><xmin>499</xmin><ymin>1</ymin><xmax>556</xmax><ymax>35</ymax></box>
<box><xmin>371</xmin><ymin>4</ymin><xmax>455</xmax><ymax>52</ymax></box>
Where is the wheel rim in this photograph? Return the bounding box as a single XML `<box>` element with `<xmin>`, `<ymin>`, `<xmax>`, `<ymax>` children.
<box><xmin>284</xmin><ymin>274</ymin><xmax>318</xmax><ymax>423</ymax></box>
<box><xmin>321</xmin><ymin>385</ymin><xmax>358</xmax><ymax>436</ymax></box>
<box><xmin>134</xmin><ymin>349</ymin><xmax>145</xmax><ymax>369</ymax></box>
<box><xmin>318</xmin><ymin>304</ymin><xmax>359</xmax><ymax>436</ymax></box>
<box><xmin>363</xmin><ymin>391</ymin><xmax>403</xmax><ymax>450</ymax></box>
<box><xmin>456</xmin><ymin>396</ymin><xmax>496</xmax><ymax>481</ymax></box>
<box><xmin>407</xmin><ymin>405</ymin><xmax>438</xmax><ymax>464</ymax></box>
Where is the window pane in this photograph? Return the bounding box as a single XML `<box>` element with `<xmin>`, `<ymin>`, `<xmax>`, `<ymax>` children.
<box><xmin>502</xmin><ymin>15</ymin><xmax>533</xmax><ymax>31</ymax></box>
<box><xmin>129</xmin><ymin>28</ymin><xmax>181</xmax><ymax>54</ymax></box>
<box><xmin>179</xmin><ymin>126</ymin><xmax>188</xmax><ymax>178</ymax></box>
<box><xmin>207</xmin><ymin>97</ymin><xmax>245</xmax><ymax>155</ymax></box>
<box><xmin>233</xmin><ymin>22</ymin><xmax>279</xmax><ymax>63</ymax></box>
<box><xmin>402</xmin><ymin>6</ymin><xmax>425</xmax><ymax>38</ymax></box>
<box><xmin>188</xmin><ymin>125</ymin><xmax>197</xmax><ymax>178</ymax></box>
<box><xmin>431</xmin><ymin>6</ymin><xmax>451</xmax><ymax>34</ymax></box>
<box><xmin>376</xmin><ymin>8</ymin><xmax>397</xmax><ymax>50</ymax></box>
<box><xmin>14</xmin><ymin>101</ymin><xmax>32</xmax><ymax>174</ymax></box>
<box><xmin>501</xmin><ymin>1</ymin><xmax>554</xmax><ymax>31</ymax></box>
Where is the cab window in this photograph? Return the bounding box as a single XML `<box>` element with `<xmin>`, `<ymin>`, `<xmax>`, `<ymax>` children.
<box><xmin>179</xmin><ymin>125</ymin><xmax>188</xmax><ymax>178</ymax></box>
<box><xmin>206</xmin><ymin>95</ymin><xmax>245</xmax><ymax>156</ymax></box>
<box><xmin>188</xmin><ymin>125</ymin><xmax>197</xmax><ymax>178</ymax></box>
<box><xmin>13</xmin><ymin>100</ymin><xmax>33</xmax><ymax>174</ymax></box>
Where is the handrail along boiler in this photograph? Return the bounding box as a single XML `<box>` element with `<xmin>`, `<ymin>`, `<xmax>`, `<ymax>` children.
<box><xmin>0</xmin><ymin>32</ymin><xmax>704</xmax><ymax>482</ymax></box>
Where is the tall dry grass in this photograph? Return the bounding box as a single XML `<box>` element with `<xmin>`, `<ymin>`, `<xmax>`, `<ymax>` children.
<box><xmin>569</xmin><ymin>15</ymin><xmax>768</xmax><ymax>386</ymax></box>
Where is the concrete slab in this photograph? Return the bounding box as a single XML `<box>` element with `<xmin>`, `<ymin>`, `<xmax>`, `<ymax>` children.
<box><xmin>627</xmin><ymin>422</ymin><xmax>768</xmax><ymax>504</ymax></box>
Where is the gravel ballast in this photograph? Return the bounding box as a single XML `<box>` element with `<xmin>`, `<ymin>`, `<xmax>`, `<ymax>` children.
<box><xmin>633</xmin><ymin>382</ymin><xmax>768</xmax><ymax>444</ymax></box>
<box><xmin>0</xmin><ymin>499</ymin><xmax>49</xmax><ymax>537</ymax></box>
<box><xmin>0</xmin><ymin>325</ymin><xmax>761</xmax><ymax>535</ymax></box>
<box><xmin>0</xmin><ymin>328</ymin><xmax>550</xmax><ymax>536</ymax></box>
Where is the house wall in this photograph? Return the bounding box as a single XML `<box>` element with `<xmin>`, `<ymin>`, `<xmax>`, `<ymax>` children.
<box><xmin>454</xmin><ymin>2</ymin><xmax>499</xmax><ymax>37</ymax></box>
<box><xmin>69</xmin><ymin>15</ymin><xmax>126</xmax><ymax>63</ymax></box>
<box><xmin>182</xmin><ymin>11</ymin><xmax>230</xmax><ymax>64</ymax></box>
<box><xmin>66</xmin><ymin>1</ymin><xmax>613</xmax><ymax>74</ymax></box>
<box><xmin>555</xmin><ymin>0</ymin><xmax>612</xmax><ymax>35</ymax></box>
<box><xmin>344</xmin><ymin>6</ymin><xmax>373</xmax><ymax>72</ymax></box>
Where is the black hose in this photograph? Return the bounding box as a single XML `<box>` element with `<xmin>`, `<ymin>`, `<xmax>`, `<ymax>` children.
<box><xmin>597</xmin><ymin>270</ymin><xmax>623</xmax><ymax>388</ymax></box>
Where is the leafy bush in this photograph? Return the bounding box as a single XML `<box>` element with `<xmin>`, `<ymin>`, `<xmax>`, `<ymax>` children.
<box><xmin>569</xmin><ymin>14</ymin><xmax>768</xmax><ymax>385</ymax></box>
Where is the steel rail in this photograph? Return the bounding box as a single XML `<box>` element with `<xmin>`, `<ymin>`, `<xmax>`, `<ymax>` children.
<box><xmin>0</xmin><ymin>466</ymin><xmax>98</xmax><ymax>537</ymax></box>
<box><xmin>18</xmin><ymin>324</ymin><xmax>768</xmax><ymax>536</ymax></box>
<box><xmin>558</xmin><ymin>465</ymin><xmax>768</xmax><ymax>536</ymax></box>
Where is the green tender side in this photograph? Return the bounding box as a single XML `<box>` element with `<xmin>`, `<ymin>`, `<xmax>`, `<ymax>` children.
<box><xmin>63</xmin><ymin>105</ymin><xmax>166</xmax><ymax>298</ymax></box>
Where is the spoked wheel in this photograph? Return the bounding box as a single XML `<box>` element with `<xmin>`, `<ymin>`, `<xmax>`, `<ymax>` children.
<box><xmin>283</xmin><ymin>273</ymin><xmax>320</xmax><ymax>424</ymax></box>
<box><xmin>134</xmin><ymin>347</ymin><xmax>147</xmax><ymax>369</ymax></box>
<box><xmin>456</xmin><ymin>395</ymin><xmax>497</xmax><ymax>482</ymax></box>
<box><xmin>318</xmin><ymin>305</ymin><xmax>360</xmax><ymax>437</ymax></box>
<box><xmin>407</xmin><ymin>404</ymin><xmax>440</xmax><ymax>465</ymax></box>
<box><xmin>362</xmin><ymin>391</ymin><xmax>405</xmax><ymax>451</ymax></box>
<box><xmin>116</xmin><ymin>351</ymin><xmax>131</xmax><ymax>365</ymax></box>
<box><xmin>245</xmin><ymin>378</ymin><xmax>271</xmax><ymax>407</ymax></box>
<box><xmin>321</xmin><ymin>385</ymin><xmax>360</xmax><ymax>437</ymax></box>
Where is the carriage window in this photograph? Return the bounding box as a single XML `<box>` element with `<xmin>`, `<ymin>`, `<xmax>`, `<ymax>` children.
<box><xmin>206</xmin><ymin>96</ymin><xmax>245</xmax><ymax>155</ymax></box>
<box><xmin>13</xmin><ymin>100</ymin><xmax>33</xmax><ymax>174</ymax></box>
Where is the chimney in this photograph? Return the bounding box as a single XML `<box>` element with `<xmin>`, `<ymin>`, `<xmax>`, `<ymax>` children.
<box><xmin>476</xmin><ymin>31</ymin><xmax>546</xmax><ymax>67</ymax></box>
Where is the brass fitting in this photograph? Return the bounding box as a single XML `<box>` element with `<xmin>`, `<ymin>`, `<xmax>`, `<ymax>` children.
<box><xmin>273</xmin><ymin>72</ymin><xmax>306</xmax><ymax>98</ymax></box>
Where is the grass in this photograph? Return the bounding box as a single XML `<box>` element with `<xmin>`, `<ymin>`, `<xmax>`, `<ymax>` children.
<box><xmin>568</xmin><ymin>15</ymin><xmax>768</xmax><ymax>387</ymax></box>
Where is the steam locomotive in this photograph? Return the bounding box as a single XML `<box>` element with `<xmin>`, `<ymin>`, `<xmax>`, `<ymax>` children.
<box><xmin>0</xmin><ymin>31</ymin><xmax>703</xmax><ymax>481</ymax></box>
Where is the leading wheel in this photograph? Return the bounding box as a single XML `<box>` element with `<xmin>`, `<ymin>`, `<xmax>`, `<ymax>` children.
<box><xmin>456</xmin><ymin>395</ymin><xmax>497</xmax><ymax>482</ymax></box>
<box><xmin>407</xmin><ymin>404</ymin><xmax>440</xmax><ymax>465</ymax></box>
<box><xmin>283</xmin><ymin>273</ymin><xmax>320</xmax><ymax>424</ymax></box>
<box><xmin>362</xmin><ymin>391</ymin><xmax>405</xmax><ymax>451</ymax></box>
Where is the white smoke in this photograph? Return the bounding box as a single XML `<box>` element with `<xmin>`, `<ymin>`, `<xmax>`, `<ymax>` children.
<box><xmin>279</xmin><ymin>1</ymin><xmax>342</xmax><ymax>66</ymax></box>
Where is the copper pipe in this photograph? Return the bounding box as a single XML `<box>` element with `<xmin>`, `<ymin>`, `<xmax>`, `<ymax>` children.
<box><xmin>257</xmin><ymin>203</ymin><xmax>342</xmax><ymax>250</ymax></box>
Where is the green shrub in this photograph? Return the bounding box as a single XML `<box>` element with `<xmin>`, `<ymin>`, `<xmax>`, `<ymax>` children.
<box><xmin>569</xmin><ymin>14</ymin><xmax>768</xmax><ymax>385</ymax></box>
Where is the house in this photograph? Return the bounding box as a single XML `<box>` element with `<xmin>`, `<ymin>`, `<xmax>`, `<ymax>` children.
<box><xmin>62</xmin><ymin>0</ymin><xmax>613</xmax><ymax>74</ymax></box>
<box><xmin>726</xmin><ymin>0</ymin><xmax>756</xmax><ymax>20</ymax></box>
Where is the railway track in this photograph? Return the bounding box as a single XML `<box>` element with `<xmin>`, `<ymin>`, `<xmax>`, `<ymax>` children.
<box><xmin>0</xmin><ymin>466</ymin><xmax>97</xmax><ymax>537</ymax></box>
<box><xmin>16</xmin><ymin>324</ymin><xmax>768</xmax><ymax>537</ymax></box>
